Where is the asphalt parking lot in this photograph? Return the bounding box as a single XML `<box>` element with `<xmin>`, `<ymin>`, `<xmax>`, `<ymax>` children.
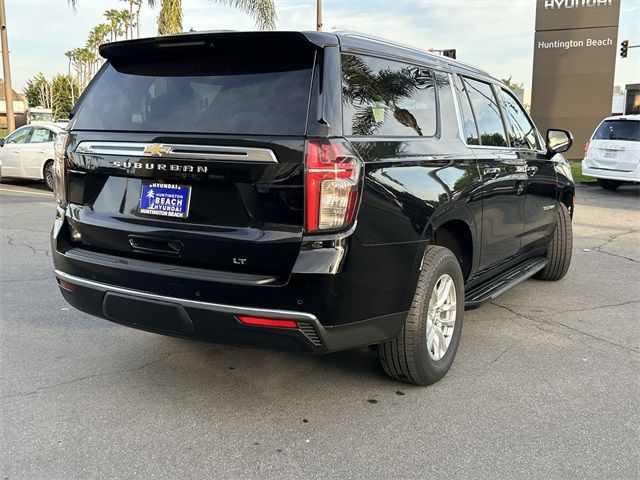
<box><xmin>1</xmin><ymin>179</ymin><xmax>638</xmax><ymax>480</ymax></box>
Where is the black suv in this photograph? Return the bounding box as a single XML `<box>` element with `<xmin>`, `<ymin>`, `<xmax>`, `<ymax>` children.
<box><xmin>52</xmin><ymin>31</ymin><xmax>575</xmax><ymax>385</ymax></box>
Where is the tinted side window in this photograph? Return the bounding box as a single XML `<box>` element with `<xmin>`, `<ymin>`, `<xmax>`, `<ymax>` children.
<box><xmin>454</xmin><ymin>75</ymin><xmax>479</xmax><ymax>145</ymax></box>
<box><xmin>342</xmin><ymin>54</ymin><xmax>437</xmax><ymax>137</ymax></box>
<box><xmin>435</xmin><ymin>72</ymin><xmax>460</xmax><ymax>140</ymax></box>
<box><xmin>499</xmin><ymin>89</ymin><xmax>539</xmax><ymax>149</ymax></box>
<box><xmin>463</xmin><ymin>78</ymin><xmax>507</xmax><ymax>147</ymax></box>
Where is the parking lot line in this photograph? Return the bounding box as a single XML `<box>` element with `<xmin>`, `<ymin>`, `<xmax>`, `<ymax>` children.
<box><xmin>0</xmin><ymin>187</ymin><xmax>54</xmax><ymax>198</ymax></box>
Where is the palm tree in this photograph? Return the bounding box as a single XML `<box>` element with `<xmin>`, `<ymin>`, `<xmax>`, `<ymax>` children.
<box><xmin>85</xmin><ymin>24</ymin><xmax>110</xmax><ymax>73</ymax></box>
<box><xmin>64</xmin><ymin>50</ymin><xmax>74</xmax><ymax>77</ymax></box>
<box><xmin>121</xmin><ymin>0</ymin><xmax>141</xmax><ymax>38</ymax></box>
<box><xmin>155</xmin><ymin>0</ymin><xmax>182</xmax><ymax>35</ymax></box>
<box><xmin>119</xmin><ymin>9</ymin><xmax>137</xmax><ymax>39</ymax></box>
<box><xmin>69</xmin><ymin>1</ymin><xmax>277</xmax><ymax>35</ymax></box>
<box><xmin>71</xmin><ymin>47</ymin><xmax>95</xmax><ymax>87</ymax></box>
<box><xmin>94</xmin><ymin>23</ymin><xmax>111</xmax><ymax>45</ymax></box>
<box><xmin>104</xmin><ymin>9</ymin><xmax>125</xmax><ymax>41</ymax></box>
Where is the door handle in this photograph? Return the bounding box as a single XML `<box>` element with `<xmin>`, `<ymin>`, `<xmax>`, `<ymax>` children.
<box><xmin>37</xmin><ymin>150</ymin><xmax>46</xmax><ymax>154</ymax></box>
<box><xmin>12</xmin><ymin>150</ymin><xmax>20</xmax><ymax>154</ymax></box>
<box><xmin>526</xmin><ymin>165</ymin><xmax>538</xmax><ymax>176</ymax></box>
<box><xmin>483</xmin><ymin>167</ymin><xmax>501</xmax><ymax>177</ymax></box>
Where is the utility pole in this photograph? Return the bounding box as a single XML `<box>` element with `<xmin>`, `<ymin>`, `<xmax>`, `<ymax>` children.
<box><xmin>0</xmin><ymin>0</ymin><xmax>15</xmax><ymax>133</ymax></box>
<box><xmin>316</xmin><ymin>0</ymin><xmax>323</xmax><ymax>31</ymax></box>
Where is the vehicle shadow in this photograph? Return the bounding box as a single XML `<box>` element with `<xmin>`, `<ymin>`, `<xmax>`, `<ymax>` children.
<box><xmin>0</xmin><ymin>178</ymin><xmax>52</xmax><ymax>194</ymax></box>
<box><xmin>126</xmin><ymin>334</ymin><xmax>408</xmax><ymax>397</ymax></box>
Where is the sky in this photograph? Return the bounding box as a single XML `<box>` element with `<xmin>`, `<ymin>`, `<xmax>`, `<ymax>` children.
<box><xmin>5</xmin><ymin>0</ymin><xmax>640</xmax><ymax>97</ymax></box>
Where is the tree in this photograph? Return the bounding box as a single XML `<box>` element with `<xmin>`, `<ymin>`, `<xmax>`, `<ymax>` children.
<box><xmin>65</xmin><ymin>50</ymin><xmax>74</xmax><ymax>77</ymax></box>
<box><xmin>86</xmin><ymin>23</ymin><xmax>110</xmax><ymax>64</ymax></box>
<box><xmin>121</xmin><ymin>0</ymin><xmax>141</xmax><ymax>38</ymax></box>
<box><xmin>156</xmin><ymin>0</ymin><xmax>182</xmax><ymax>35</ymax></box>
<box><xmin>24</xmin><ymin>74</ymin><xmax>52</xmax><ymax>109</ymax></box>
<box><xmin>119</xmin><ymin>10</ymin><xmax>136</xmax><ymax>39</ymax></box>
<box><xmin>71</xmin><ymin>47</ymin><xmax>96</xmax><ymax>87</ymax></box>
<box><xmin>69</xmin><ymin>1</ymin><xmax>277</xmax><ymax>35</ymax></box>
<box><xmin>23</xmin><ymin>74</ymin><xmax>81</xmax><ymax>119</ymax></box>
<box><xmin>51</xmin><ymin>75</ymin><xmax>82</xmax><ymax>119</ymax></box>
<box><xmin>104</xmin><ymin>8</ymin><xmax>125</xmax><ymax>41</ymax></box>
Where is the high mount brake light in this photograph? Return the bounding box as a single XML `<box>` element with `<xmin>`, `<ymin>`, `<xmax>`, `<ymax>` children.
<box><xmin>305</xmin><ymin>140</ymin><xmax>361</xmax><ymax>233</ymax></box>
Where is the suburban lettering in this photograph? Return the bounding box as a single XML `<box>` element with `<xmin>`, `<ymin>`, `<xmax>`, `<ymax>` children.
<box><xmin>108</xmin><ymin>162</ymin><xmax>208</xmax><ymax>174</ymax></box>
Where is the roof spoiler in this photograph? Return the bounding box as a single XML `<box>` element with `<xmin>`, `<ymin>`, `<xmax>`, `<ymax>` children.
<box><xmin>99</xmin><ymin>31</ymin><xmax>338</xmax><ymax>60</ymax></box>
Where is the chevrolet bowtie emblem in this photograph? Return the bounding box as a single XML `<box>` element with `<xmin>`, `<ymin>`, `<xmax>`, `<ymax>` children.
<box><xmin>143</xmin><ymin>144</ymin><xmax>171</xmax><ymax>156</ymax></box>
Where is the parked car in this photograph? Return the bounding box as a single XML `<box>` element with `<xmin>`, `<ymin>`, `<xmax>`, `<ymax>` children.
<box><xmin>582</xmin><ymin>114</ymin><xmax>640</xmax><ymax>190</ymax></box>
<box><xmin>51</xmin><ymin>31</ymin><xmax>575</xmax><ymax>385</ymax></box>
<box><xmin>0</xmin><ymin>123</ymin><xmax>65</xmax><ymax>190</ymax></box>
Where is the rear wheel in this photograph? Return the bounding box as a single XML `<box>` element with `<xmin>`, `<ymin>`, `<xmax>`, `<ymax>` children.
<box><xmin>378</xmin><ymin>246</ymin><xmax>464</xmax><ymax>386</ymax></box>
<box><xmin>535</xmin><ymin>203</ymin><xmax>572</xmax><ymax>281</ymax></box>
<box><xmin>43</xmin><ymin>161</ymin><xmax>54</xmax><ymax>191</ymax></box>
<box><xmin>597</xmin><ymin>178</ymin><xmax>622</xmax><ymax>191</ymax></box>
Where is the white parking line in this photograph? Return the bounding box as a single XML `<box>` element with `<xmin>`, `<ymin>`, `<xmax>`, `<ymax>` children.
<box><xmin>0</xmin><ymin>187</ymin><xmax>54</xmax><ymax>198</ymax></box>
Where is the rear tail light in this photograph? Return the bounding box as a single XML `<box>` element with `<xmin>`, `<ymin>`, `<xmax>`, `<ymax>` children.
<box><xmin>305</xmin><ymin>140</ymin><xmax>362</xmax><ymax>233</ymax></box>
<box><xmin>53</xmin><ymin>133</ymin><xmax>70</xmax><ymax>205</ymax></box>
<box><xmin>584</xmin><ymin>140</ymin><xmax>590</xmax><ymax>156</ymax></box>
<box><xmin>237</xmin><ymin>315</ymin><xmax>298</xmax><ymax>329</ymax></box>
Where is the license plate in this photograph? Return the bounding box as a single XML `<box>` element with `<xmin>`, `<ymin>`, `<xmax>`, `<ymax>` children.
<box><xmin>139</xmin><ymin>182</ymin><xmax>191</xmax><ymax>218</ymax></box>
<box><xmin>603</xmin><ymin>150</ymin><xmax>617</xmax><ymax>159</ymax></box>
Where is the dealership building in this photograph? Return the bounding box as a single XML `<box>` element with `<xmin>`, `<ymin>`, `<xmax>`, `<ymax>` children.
<box><xmin>530</xmin><ymin>0</ymin><xmax>632</xmax><ymax>160</ymax></box>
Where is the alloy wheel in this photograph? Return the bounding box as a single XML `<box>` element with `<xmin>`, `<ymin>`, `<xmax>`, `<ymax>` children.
<box><xmin>45</xmin><ymin>163</ymin><xmax>54</xmax><ymax>191</ymax></box>
<box><xmin>426</xmin><ymin>273</ymin><xmax>457</xmax><ymax>361</ymax></box>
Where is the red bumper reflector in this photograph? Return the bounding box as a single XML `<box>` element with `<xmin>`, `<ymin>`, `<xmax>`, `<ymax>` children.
<box><xmin>57</xmin><ymin>278</ymin><xmax>76</xmax><ymax>292</ymax></box>
<box><xmin>236</xmin><ymin>315</ymin><xmax>298</xmax><ymax>329</ymax></box>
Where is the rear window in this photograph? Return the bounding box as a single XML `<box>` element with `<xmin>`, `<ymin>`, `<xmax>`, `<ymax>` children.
<box><xmin>593</xmin><ymin>120</ymin><xmax>639</xmax><ymax>142</ymax></box>
<box><xmin>73</xmin><ymin>50</ymin><xmax>314</xmax><ymax>135</ymax></box>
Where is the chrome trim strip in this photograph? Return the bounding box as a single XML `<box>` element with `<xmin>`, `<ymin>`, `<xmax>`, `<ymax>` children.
<box><xmin>74</xmin><ymin>142</ymin><xmax>278</xmax><ymax>163</ymax></box>
<box><xmin>54</xmin><ymin>270</ymin><xmax>317</xmax><ymax>321</ymax></box>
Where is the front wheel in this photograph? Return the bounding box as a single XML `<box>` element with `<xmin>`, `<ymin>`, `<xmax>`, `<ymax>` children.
<box><xmin>378</xmin><ymin>245</ymin><xmax>464</xmax><ymax>386</ymax></box>
<box><xmin>43</xmin><ymin>161</ymin><xmax>54</xmax><ymax>191</ymax></box>
<box><xmin>535</xmin><ymin>203</ymin><xmax>572</xmax><ymax>281</ymax></box>
<box><xmin>597</xmin><ymin>178</ymin><xmax>622</xmax><ymax>191</ymax></box>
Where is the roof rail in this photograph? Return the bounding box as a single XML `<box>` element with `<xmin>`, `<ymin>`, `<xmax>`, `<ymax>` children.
<box><xmin>333</xmin><ymin>30</ymin><xmax>490</xmax><ymax>76</ymax></box>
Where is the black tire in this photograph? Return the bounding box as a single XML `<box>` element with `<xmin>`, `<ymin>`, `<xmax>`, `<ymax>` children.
<box><xmin>597</xmin><ymin>178</ymin><xmax>622</xmax><ymax>191</ymax></box>
<box><xmin>378</xmin><ymin>245</ymin><xmax>464</xmax><ymax>386</ymax></box>
<box><xmin>535</xmin><ymin>203</ymin><xmax>572</xmax><ymax>281</ymax></box>
<box><xmin>43</xmin><ymin>161</ymin><xmax>54</xmax><ymax>191</ymax></box>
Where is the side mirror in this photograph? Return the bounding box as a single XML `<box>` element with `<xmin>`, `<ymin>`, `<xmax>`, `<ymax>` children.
<box><xmin>0</xmin><ymin>138</ymin><xmax>5</xmax><ymax>147</ymax></box>
<box><xmin>546</xmin><ymin>129</ymin><xmax>573</xmax><ymax>156</ymax></box>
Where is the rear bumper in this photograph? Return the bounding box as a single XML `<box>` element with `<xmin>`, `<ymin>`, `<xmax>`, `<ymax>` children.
<box><xmin>51</xmin><ymin>200</ymin><xmax>419</xmax><ymax>352</ymax></box>
<box><xmin>581</xmin><ymin>160</ymin><xmax>640</xmax><ymax>183</ymax></box>
<box><xmin>54</xmin><ymin>269</ymin><xmax>405</xmax><ymax>353</ymax></box>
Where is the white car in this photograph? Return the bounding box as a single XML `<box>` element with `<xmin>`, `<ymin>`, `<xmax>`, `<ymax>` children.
<box><xmin>0</xmin><ymin>123</ymin><xmax>65</xmax><ymax>190</ymax></box>
<box><xmin>582</xmin><ymin>114</ymin><xmax>640</xmax><ymax>190</ymax></box>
